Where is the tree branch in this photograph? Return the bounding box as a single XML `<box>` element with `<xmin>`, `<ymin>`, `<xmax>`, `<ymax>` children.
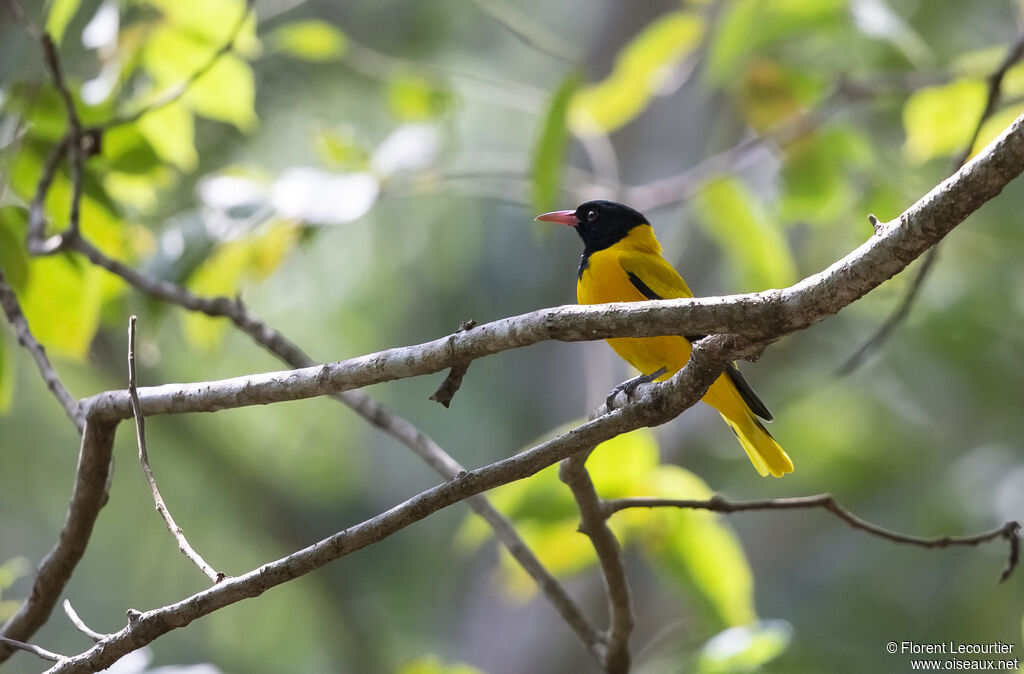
<box><xmin>0</xmin><ymin>421</ymin><xmax>116</xmax><ymax>662</ymax></box>
<box><xmin>62</xmin><ymin>601</ymin><xmax>107</xmax><ymax>643</ymax></box>
<box><xmin>127</xmin><ymin>316</ymin><xmax>223</xmax><ymax>584</ymax></box>
<box><xmin>560</xmin><ymin>451</ymin><xmax>635</xmax><ymax>674</ymax></box>
<box><xmin>0</xmin><ymin>269</ymin><xmax>84</xmax><ymax>432</ymax></box>
<box><xmin>839</xmin><ymin>29</ymin><xmax>1024</xmax><ymax>374</ymax></box>
<box><xmin>46</xmin><ymin>342</ymin><xmax>728</xmax><ymax>673</ymax></box>
<box><xmin>0</xmin><ymin>635</ymin><xmax>64</xmax><ymax>664</ymax></box>
<box><xmin>67</xmin><ymin>110</ymin><xmax>1024</xmax><ymax>424</ymax></box>
<box><xmin>604</xmin><ymin>494</ymin><xmax>1021</xmax><ymax>583</ymax></box>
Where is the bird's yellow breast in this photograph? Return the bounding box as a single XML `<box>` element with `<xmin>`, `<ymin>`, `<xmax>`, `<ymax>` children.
<box><xmin>576</xmin><ymin>224</ymin><xmax>692</xmax><ymax>379</ymax></box>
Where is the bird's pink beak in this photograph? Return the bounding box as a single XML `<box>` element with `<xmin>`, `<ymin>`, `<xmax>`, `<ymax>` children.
<box><xmin>535</xmin><ymin>210</ymin><xmax>578</xmax><ymax>227</ymax></box>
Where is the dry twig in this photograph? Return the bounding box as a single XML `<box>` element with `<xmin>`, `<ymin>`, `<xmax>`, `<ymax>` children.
<box><xmin>127</xmin><ymin>316</ymin><xmax>223</xmax><ymax>584</ymax></box>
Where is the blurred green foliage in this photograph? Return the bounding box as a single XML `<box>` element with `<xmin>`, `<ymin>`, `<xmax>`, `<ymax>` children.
<box><xmin>1</xmin><ymin>0</ymin><xmax>1023</xmax><ymax>673</ymax></box>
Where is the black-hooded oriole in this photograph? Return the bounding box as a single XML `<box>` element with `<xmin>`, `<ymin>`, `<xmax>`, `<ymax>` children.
<box><xmin>537</xmin><ymin>200</ymin><xmax>793</xmax><ymax>477</ymax></box>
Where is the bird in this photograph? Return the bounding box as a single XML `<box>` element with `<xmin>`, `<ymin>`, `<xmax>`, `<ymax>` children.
<box><xmin>536</xmin><ymin>200</ymin><xmax>793</xmax><ymax>477</ymax></box>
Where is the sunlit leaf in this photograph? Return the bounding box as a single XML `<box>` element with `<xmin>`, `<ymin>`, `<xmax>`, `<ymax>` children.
<box><xmin>183</xmin><ymin>220</ymin><xmax>301</xmax><ymax>348</ymax></box>
<box><xmin>148</xmin><ymin>0</ymin><xmax>258</xmax><ymax>55</ymax></box>
<box><xmin>46</xmin><ymin>0</ymin><xmax>81</xmax><ymax>45</ymax></box>
<box><xmin>692</xmin><ymin>176</ymin><xmax>797</xmax><ymax>291</ymax></box>
<box><xmin>531</xmin><ymin>72</ymin><xmax>580</xmax><ymax>214</ymax></box>
<box><xmin>969</xmin><ymin>104</ymin><xmax>1024</xmax><ymax>160</ymax></box>
<box><xmin>903</xmin><ymin>79</ymin><xmax>987</xmax><ymax>163</ymax></box>
<box><xmin>185</xmin><ymin>53</ymin><xmax>258</xmax><ymax>131</ymax></box>
<box><xmin>142</xmin><ymin>25</ymin><xmax>214</xmax><ymax>82</ymax></box>
<box><xmin>697</xmin><ymin>620</ymin><xmax>793</xmax><ymax>673</ymax></box>
<box><xmin>20</xmin><ymin>255</ymin><xmax>105</xmax><ymax>360</ymax></box>
<box><xmin>570</xmin><ymin>11</ymin><xmax>704</xmax><ymax>135</ymax></box>
<box><xmin>135</xmin><ymin>101</ymin><xmax>198</xmax><ymax>171</ymax></box>
<box><xmin>708</xmin><ymin>0</ymin><xmax>846</xmax><ymax>83</ymax></box>
<box><xmin>0</xmin><ymin>206</ymin><xmax>30</xmax><ymax>292</ymax></box>
<box><xmin>397</xmin><ymin>655</ymin><xmax>483</xmax><ymax>674</ymax></box>
<box><xmin>387</xmin><ymin>74</ymin><xmax>453</xmax><ymax>121</ymax></box>
<box><xmin>588</xmin><ymin>427</ymin><xmax>660</xmax><ymax>497</ymax></box>
<box><xmin>647</xmin><ymin>466</ymin><xmax>758</xmax><ymax>627</ymax></box>
<box><xmin>270</xmin><ymin>20</ymin><xmax>347</xmax><ymax>61</ymax></box>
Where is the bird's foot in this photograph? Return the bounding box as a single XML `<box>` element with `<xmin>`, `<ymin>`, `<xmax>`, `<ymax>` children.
<box><xmin>605</xmin><ymin>367</ymin><xmax>667</xmax><ymax>410</ymax></box>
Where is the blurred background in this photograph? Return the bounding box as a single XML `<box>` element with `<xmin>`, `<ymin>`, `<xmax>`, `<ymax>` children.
<box><xmin>2</xmin><ymin>0</ymin><xmax>1023</xmax><ymax>672</ymax></box>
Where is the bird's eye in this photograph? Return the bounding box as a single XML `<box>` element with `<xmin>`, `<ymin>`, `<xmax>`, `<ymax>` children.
<box><xmin>586</xmin><ymin>209</ymin><xmax>598</xmax><ymax>221</ymax></box>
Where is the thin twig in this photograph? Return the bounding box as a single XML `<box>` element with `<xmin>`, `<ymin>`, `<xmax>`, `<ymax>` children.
<box><xmin>560</xmin><ymin>451</ymin><xmax>633</xmax><ymax>674</ymax></box>
<box><xmin>26</xmin><ymin>135</ymin><xmax>71</xmax><ymax>254</ymax></box>
<box><xmin>839</xmin><ymin>28</ymin><xmax>1024</xmax><ymax>375</ymax></box>
<box><xmin>0</xmin><ymin>635</ymin><xmax>64</xmax><ymax>663</ymax></box>
<box><xmin>605</xmin><ymin>494</ymin><xmax>1022</xmax><ymax>582</ymax></box>
<box><xmin>127</xmin><ymin>316</ymin><xmax>223</xmax><ymax>584</ymax></box>
<box><xmin>61</xmin><ymin>601</ymin><xmax>107</xmax><ymax>643</ymax></box>
<box><xmin>0</xmin><ymin>269</ymin><xmax>85</xmax><ymax>432</ymax></box>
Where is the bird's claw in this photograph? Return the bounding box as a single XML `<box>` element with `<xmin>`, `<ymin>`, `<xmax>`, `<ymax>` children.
<box><xmin>605</xmin><ymin>367</ymin><xmax>667</xmax><ymax>411</ymax></box>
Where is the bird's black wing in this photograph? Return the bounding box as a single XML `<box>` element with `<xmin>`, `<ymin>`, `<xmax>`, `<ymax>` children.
<box><xmin>627</xmin><ymin>272</ymin><xmax>774</xmax><ymax>422</ymax></box>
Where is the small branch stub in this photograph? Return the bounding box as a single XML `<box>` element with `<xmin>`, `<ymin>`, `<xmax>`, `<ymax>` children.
<box><xmin>430</xmin><ymin>319</ymin><xmax>477</xmax><ymax>408</ymax></box>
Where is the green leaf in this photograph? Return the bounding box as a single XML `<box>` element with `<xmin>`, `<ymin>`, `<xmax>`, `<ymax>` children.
<box><xmin>570</xmin><ymin>11</ymin><xmax>704</xmax><ymax>135</ymax></box>
<box><xmin>46</xmin><ymin>0</ymin><xmax>81</xmax><ymax>45</ymax></box>
<box><xmin>20</xmin><ymin>255</ymin><xmax>105</xmax><ymax>360</ymax></box>
<box><xmin>692</xmin><ymin>176</ymin><xmax>797</xmax><ymax>291</ymax></box>
<box><xmin>100</xmin><ymin>124</ymin><xmax>162</xmax><ymax>174</ymax></box>
<box><xmin>387</xmin><ymin>74</ymin><xmax>453</xmax><ymax>121</ymax></box>
<box><xmin>183</xmin><ymin>221</ymin><xmax>300</xmax><ymax>349</ymax></box>
<box><xmin>969</xmin><ymin>104</ymin><xmax>1024</xmax><ymax>159</ymax></box>
<box><xmin>531</xmin><ymin>72</ymin><xmax>580</xmax><ymax>214</ymax></box>
<box><xmin>697</xmin><ymin>620</ymin><xmax>793</xmax><ymax>673</ymax></box>
<box><xmin>148</xmin><ymin>0</ymin><xmax>257</xmax><ymax>54</ymax></box>
<box><xmin>902</xmin><ymin>79</ymin><xmax>987</xmax><ymax>164</ymax></box>
<box><xmin>3</xmin><ymin>83</ymin><xmax>69</xmax><ymax>141</ymax></box>
<box><xmin>0</xmin><ymin>206</ymin><xmax>30</xmax><ymax>292</ymax></box>
<box><xmin>588</xmin><ymin>427</ymin><xmax>660</xmax><ymax>497</ymax></box>
<box><xmin>648</xmin><ymin>466</ymin><xmax>758</xmax><ymax>627</ymax></box>
<box><xmin>135</xmin><ymin>101</ymin><xmax>198</xmax><ymax>171</ymax></box>
<box><xmin>185</xmin><ymin>53</ymin><xmax>258</xmax><ymax>131</ymax></box>
<box><xmin>270</xmin><ymin>20</ymin><xmax>347</xmax><ymax>61</ymax></box>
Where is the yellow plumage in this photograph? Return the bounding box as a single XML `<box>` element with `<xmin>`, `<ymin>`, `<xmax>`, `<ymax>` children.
<box><xmin>576</xmin><ymin>224</ymin><xmax>793</xmax><ymax>478</ymax></box>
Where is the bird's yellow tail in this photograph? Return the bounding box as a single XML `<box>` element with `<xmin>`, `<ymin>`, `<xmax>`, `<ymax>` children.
<box><xmin>719</xmin><ymin>411</ymin><xmax>793</xmax><ymax>477</ymax></box>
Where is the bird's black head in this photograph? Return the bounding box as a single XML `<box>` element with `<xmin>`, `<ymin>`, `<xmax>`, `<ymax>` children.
<box><xmin>536</xmin><ymin>200</ymin><xmax>649</xmax><ymax>255</ymax></box>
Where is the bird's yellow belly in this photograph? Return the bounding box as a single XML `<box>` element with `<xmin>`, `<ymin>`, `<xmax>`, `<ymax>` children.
<box><xmin>577</xmin><ymin>257</ymin><xmax>691</xmax><ymax>381</ymax></box>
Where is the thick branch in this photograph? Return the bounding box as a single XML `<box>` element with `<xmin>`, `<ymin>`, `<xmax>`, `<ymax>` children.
<box><xmin>560</xmin><ymin>451</ymin><xmax>635</xmax><ymax>674</ymax></box>
<box><xmin>0</xmin><ymin>422</ymin><xmax>116</xmax><ymax>660</ymax></box>
<box><xmin>47</xmin><ymin>343</ymin><xmax>727</xmax><ymax>673</ymax></box>
<box><xmin>605</xmin><ymin>494</ymin><xmax>1021</xmax><ymax>583</ymax></box>
<box><xmin>72</xmin><ymin>111</ymin><xmax>1024</xmax><ymax>424</ymax></box>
